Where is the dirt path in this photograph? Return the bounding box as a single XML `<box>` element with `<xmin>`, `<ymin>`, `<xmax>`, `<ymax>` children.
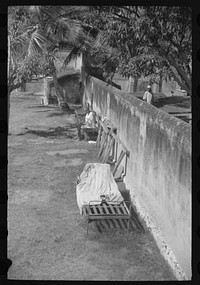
<box><xmin>8</xmin><ymin>93</ymin><xmax>176</xmax><ymax>280</ymax></box>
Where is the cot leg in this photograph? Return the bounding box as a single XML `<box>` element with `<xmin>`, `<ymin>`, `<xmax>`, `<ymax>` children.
<box><xmin>84</xmin><ymin>131</ymin><xmax>88</xmax><ymax>141</ymax></box>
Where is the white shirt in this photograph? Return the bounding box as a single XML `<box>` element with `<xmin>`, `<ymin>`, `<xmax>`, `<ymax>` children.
<box><xmin>143</xmin><ymin>91</ymin><xmax>153</xmax><ymax>104</ymax></box>
<box><xmin>85</xmin><ymin>112</ymin><xmax>95</xmax><ymax>128</ymax></box>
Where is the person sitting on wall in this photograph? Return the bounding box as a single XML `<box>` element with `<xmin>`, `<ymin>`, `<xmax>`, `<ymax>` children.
<box><xmin>142</xmin><ymin>85</ymin><xmax>154</xmax><ymax>105</ymax></box>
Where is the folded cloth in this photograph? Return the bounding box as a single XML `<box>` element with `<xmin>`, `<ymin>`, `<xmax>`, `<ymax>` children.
<box><xmin>76</xmin><ymin>163</ymin><xmax>124</xmax><ymax>215</ymax></box>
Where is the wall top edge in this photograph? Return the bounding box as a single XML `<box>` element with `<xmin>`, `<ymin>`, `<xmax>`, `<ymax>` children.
<box><xmin>89</xmin><ymin>76</ymin><xmax>191</xmax><ymax>136</ymax></box>
<box><xmin>88</xmin><ymin>76</ymin><xmax>122</xmax><ymax>93</ymax></box>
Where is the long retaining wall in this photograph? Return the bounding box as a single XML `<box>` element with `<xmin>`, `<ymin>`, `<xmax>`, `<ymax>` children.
<box><xmin>84</xmin><ymin>75</ymin><xmax>191</xmax><ymax>280</ymax></box>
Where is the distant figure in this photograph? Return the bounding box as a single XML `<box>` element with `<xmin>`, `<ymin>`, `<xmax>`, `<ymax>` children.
<box><xmin>143</xmin><ymin>85</ymin><xmax>154</xmax><ymax>105</ymax></box>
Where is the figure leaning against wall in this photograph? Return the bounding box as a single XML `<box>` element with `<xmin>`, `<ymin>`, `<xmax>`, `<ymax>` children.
<box><xmin>142</xmin><ymin>85</ymin><xmax>154</xmax><ymax>105</ymax></box>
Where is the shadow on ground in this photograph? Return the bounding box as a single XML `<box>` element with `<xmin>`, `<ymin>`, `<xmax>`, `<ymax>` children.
<box><xmin>27</xmin><ymin>105</ymin><xmax>55</xmax><ymax>109</ymax></box>
<box><xmin>154</xmin><ymin>96</ymin><xmax>190</xmax><ymax>108</ymax></box>
<box><xmin>27</xmin><ymin>105</ymin><xmax>75</xmax><ymax>116</ymax></box>
<box><xmin>16</xmin><ymin>125</ymin><xmax>78</xmax><ymax>139</ymax></box>
<box><xmin>47</xmin><ymin>111</ymin><xmax>75</xmax><ymax>117</ymax></box>
<box><xmin>34</xmin><ymin>110</ymin><xmax>52</xmax><ymax>113</ymax></box>
<box><xmin>171</xmin><ymin>115</ymin><xmax>192</xmax><ymax>124</ymax></box>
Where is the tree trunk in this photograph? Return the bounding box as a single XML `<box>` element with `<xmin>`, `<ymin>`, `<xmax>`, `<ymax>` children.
<box><xmin>8</xmin><ymin>83</ymin><xmax>21</xmax><ymax>134</ymax></box>
<box><xmin>133</xmin><ymin>75</ymin><xmax>138</xmax><ymax>92</ymax></box>
<box><xmin>52</xmin><ymin>72</ymin><xmax>70</xmax><ymax>111</ymax></box>
<box><xmin>158</xmin><ymin>76</ymin><xmax>162</xmax><ymax>93</ymax></box>
<box><xmin>157</xmin><ymin>47</ymin><xmax>191</xmax><ymax>96</ymax></box>
<box><xmin>168</xmin><ymin>53</ymin><xmax>191</xmax><ymax>91</ymax></box>
<box><xmin>21</xmin><ymin>82</ymin><xmax>26</xmax><ymax>92</ymax></box>
<box><xmin>43</xmin><ymin>78</ymin><xmax>50</xmax><ymax>105</ymax></box>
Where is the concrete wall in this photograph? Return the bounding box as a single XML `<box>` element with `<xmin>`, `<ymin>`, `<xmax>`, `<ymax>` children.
<box><xmin>55</xmin><ymin>51</ymin><xmax>82</xmax><ymax>72</ymax></box>
<box><xmin>84</xmin><ymin>76</ymin><xmax>191</xmax><ymax>280</ymax></box>
<box><xmin>25</xmin><ymin>78</ymin><xmax>46</xmax><ymax>94</ymax></box>
<box><xmin>113</xmin><ymin>75</ymin><xmax>180</xmax><ymax>96</ymax></box>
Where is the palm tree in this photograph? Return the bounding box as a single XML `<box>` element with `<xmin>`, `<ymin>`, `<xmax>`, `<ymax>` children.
<box><xmin>26</xmin><ymin>5</ymin><xmax>93</xmax><ymax>110</ymax></box>
<box><xmin>8</xmin><ymin>6</ymin><xmax>92</xmax><ymax>112</ymax></box>
<box><xmin>8</xmin><ymin>6</ymin><xmax>41</xmax><ymax>130</ymax></box>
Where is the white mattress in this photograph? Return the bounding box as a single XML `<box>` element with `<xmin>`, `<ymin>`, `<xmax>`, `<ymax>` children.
<box><xmin>76</xmin><ymin>163</ymin><xmax>124</xmax><ymax>215</ymax></box>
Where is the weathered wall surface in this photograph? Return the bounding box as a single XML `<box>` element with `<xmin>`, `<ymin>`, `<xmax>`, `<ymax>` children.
<box><xmin>26</xmin><ymin>78</ymin><xmax>46</xmax><ymax>94</ymax></box>
<box><xmin>55</xmin><ymin>51</ymin><xmax>82</xmax><ymax>72</ymax></box>
<box><xmin>113</xmin><ymin>74</ymin><xmax>180</xmax><ymax>96</ymax></box>
<box><xmin>84</xmin><ymin>76</ymin><xmax>191</xmax><ymax>280</ymax></box>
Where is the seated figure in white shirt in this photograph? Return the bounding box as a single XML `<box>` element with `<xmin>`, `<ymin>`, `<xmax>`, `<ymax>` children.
<box><xmin>84</xmin><ymin>110</ymin><xmax>96</xmax><ymax>128</ymax></box>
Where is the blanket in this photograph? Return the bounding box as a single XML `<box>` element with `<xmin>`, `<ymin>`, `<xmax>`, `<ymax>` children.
<box><xmin>76</xmin><ymin>163</ymin><xmax>124</xmax><ymax>215</ymax></box>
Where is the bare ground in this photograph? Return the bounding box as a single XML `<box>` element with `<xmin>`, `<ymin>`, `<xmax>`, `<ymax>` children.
<box><xmin>8</xmin><ymin>93</ymin><xmax>177</xmax><ymax>280</ymax></box>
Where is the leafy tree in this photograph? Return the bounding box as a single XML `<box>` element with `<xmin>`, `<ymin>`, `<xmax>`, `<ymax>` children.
<box><xmin>8</xmin><ymin>6</ymin><xmax>48</xmax><ymax>128</ymax></box>
<box><xmin>28</xmin><ymin>6</ymin><xmax>97</xmax><ymax>110</ymax></box>
<box><xmin>81</xmin><ymin>6</ymin><xmax>192</xmax><ymax>96</ymax></box>
<box><xmin>8</xmin><ymin>5</ymin><xmax>92</xmax><ymax>118</ymax></box>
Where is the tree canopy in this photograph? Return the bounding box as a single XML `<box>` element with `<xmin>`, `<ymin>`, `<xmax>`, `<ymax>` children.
<box><xmin>8</xmin><ymin>6</ymin><xmax>91</xmax><ymax>110</ymax></box>
<box><xmin>8</xmin><ymin>6</ymin><xmax>192</xmax><ymax>97</ymax></box>
<box><xmin>8</xmin><ymin>6</ymin><xmax>53</xmax><ymax>93</ymax></box>
<box><xmin>81</xmin><ymin>6</ymin><xmax>192</xmax><ymax>95</ymax></box>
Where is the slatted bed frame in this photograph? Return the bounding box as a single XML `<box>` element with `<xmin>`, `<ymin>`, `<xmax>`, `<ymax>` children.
<box><xmin>82</xmin><ymin>201</ymin><xmax>131</xmax><ymax>235</ymax></box>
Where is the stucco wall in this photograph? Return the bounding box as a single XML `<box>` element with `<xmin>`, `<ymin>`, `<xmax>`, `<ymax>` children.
<box><xmin>84</xmin><ymin>76</ymin><xmax>191</xmax><ymax>280</ymax></box>
<box><xmin>26</xmin><ymin>78</ymin><xmax>46</xmax><ymax>94</ymax></box>
<box><xmin>55</xmin><ymin>51</ymin><xmax>82</xmax><ymax>72</ymax></box>
<box><xmin>112</xmin><ymin>75</ymin><xmax>180</xmax><ymax>95</ymax></box>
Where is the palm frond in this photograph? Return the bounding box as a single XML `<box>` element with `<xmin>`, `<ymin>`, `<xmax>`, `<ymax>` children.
<box><xmin>38</xmin><ymin>6</ymin><xmax>64</xmax><ymax>21</ymax></box>
<box><xmin>27</xmin><ymin>29</ymin><xmax>47</xmax><ymax>55</ymax></box>
<box><xmin>61</xmin><ymin>46</ymin><xmax>81</xmax><ymax>70</ymax></box>
<box><xmin>58</xmin><ymin>6</ymin><xmax>89</xmax><ymax>19</ymax></box>
<box><xmin>48</xmin><ymin>17</ymin><xmax>81</xmax><ymax>44</ymax></box>
<box><xmin>28</xmin><ymin>6</ymin><xmax>92</xmax><ymax>53</ymax></box>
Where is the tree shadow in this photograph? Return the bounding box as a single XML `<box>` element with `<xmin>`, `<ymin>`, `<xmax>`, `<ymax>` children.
<box><xmin>168</xmin><ymin>111</ymin><xmax>191</xmax><ymax>115</ymax></box>
<box><xmin>173</xmin><ymin>115</ymin><xmax>191</xmax><ymax>124</ymax></box>
<box><xmin>27</xmin><ymin>105</ymin><xmax>56</xmax><ymax>109</ymax></box>
<box><xmin>47</xmin><ymin>110</ymin><xmax>75</xmax><ymax>117</ymax></box>
<box><xmin>27</xmin><ymin>105</ymin><xmax>75</xmax><ymax>116</ymax></box>
<box><xmin>34</xmin><ymin>110</ymin><xmax>52</xmax><ymax>113</ymax></box>
<box><xmin>154</xmin><ymin>96</ymin><xmax>191</xmax><ymax>108</ymax></box>
<box><xmin>16</xmin><ymin>125</ymin><xmax>78</xmax><ymax>139</ymax></box>
<box><xmin>172</xmin><ymin>101</ymin><xmax>191</xmax><ymax>108</ymax></box>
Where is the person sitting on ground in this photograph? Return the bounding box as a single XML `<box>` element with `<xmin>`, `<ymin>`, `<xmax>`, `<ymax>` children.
<box><xmin>142</xmin><ymin>85</ymin><xmax>154</xmax><ymax>105</ymax></box>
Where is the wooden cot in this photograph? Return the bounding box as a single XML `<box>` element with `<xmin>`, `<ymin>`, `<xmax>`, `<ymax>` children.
<box><xmin>82</xmin><ymin>200</ymin><xmax>131</xmax><ymax>235</ymax></box>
